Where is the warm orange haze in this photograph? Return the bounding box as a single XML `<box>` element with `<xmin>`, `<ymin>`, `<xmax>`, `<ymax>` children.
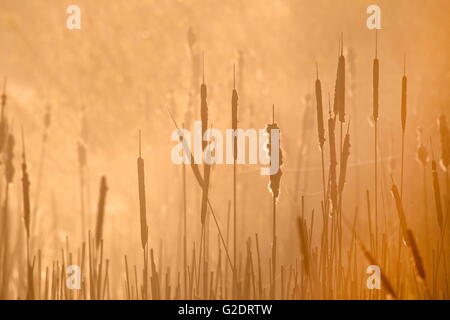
<box><xmin>0</xmin><ymin>0</ymin><xmax>449</xmax><ymax>300</ymax></box>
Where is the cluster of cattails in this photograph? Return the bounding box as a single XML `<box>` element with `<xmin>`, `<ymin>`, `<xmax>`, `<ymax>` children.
<box><xmin>2</xmin><ymin>21</ymin><xmax>450</xmax><ymax>301</ymax></box>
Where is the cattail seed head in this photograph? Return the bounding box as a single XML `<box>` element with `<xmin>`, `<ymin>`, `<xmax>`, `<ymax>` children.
<box><xmin>77</xmin><ymin>140</ymin><xmax>87</xmax><ymax>168</ymax></box>
<box><xmin>431</xmin><ymin>159</ymin><xmax>444</xmax><ymax>231</ymax></box>
<box><xmin>137</xmin><ymin>132</ymin><xmax>148</xmax><ymax>250</ymax></box>
<box><xmin>200</xmin><ymin>55</ymin><xmax>208</xmax><ymax>151</ymax></box>
<box><xmin>391</xmin><ymin>183</ymin><xmax>408</xmax><ymax>234</ymax></box>
<box><xmin>266</xmin><ymin>109</ymin><xmax>283</xmax><ymax>200</ymax></box>
<box><xmin>5</xmin><ymin>132</ymin><xmax>15</xmax><ymax>183</ymax></box>
<box><xmin>438</xmin><ymin>115</ymin><xmax>450</xmax><ymax>170</ymax></box>
<box><xmin>338</xmin><ymin>123</ymin><xmax>351</xmax><ymax>194</ymax></box>
<box><xmin>405</xmin><ymin>229</ymin><xmax>426</xmax><ymax>281</ymax></box>
<box><xmin>328</xmin><ymin>104</ymin><xmax>338</xmax><ymax>213</ymax></box>
<box><xmin>315</xmin><ymin>64</ymin><xmax>325</xmax><ymax>149</ymax></box>
<box><xmin>0</xmin><ymin>78</ymin><xmax>8</xmax><ymax>152</ymax></box>
<box><xmin>401</xmin><ymin>67</ymin><xmax>407</xmax><ymax>132</ymax></box>
<box><xmin>1</xmin><ymin>77</ymin><xmax>7</xmax><ymax>112</ymax></box>
<box><xmin>373</xmin><ymin>32</ymin><xmax>379</xmax><ymax>121</ymax></box>
<box><xmin>21</xmin><ymin>130</ymin><xmax>30</xmax><ymax>238</ymax></box>
<box><xmin>416</xmin><ymin>127</ymin><xmax>428</xmax><ymax>166</ymax></box>
<box><xmin>44</xmin><ymin>103</ymin><xmax>51</xmax><ymax>130</ymax></box>
<box><xmin>95</xmin><ymin>176</ymin><xmax>108</xmax><ymax>248</ymax></box>
<box><xmin>232</xmin><ymin>66</ymin><xmax>238</xmax><ymax>160</ymax></box>
<box><xmin>333</xmin><ymin>35</ymin><xmax>346</xmax><ymax>122</ymax></box>
<box><xmin>373</xmin><ymin>57</ymin><xmax>379</xmax><ymax>121</ymax></box>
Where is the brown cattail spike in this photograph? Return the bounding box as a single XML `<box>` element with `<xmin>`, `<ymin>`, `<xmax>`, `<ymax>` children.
<box><xmin>1</xmin><ymin>77</ymin><xmax>7</xmax><ymax>116</ymax></box>
<box><xmin>5</xmin><ymin>129</ymin><xmax>15</xmax><ymax>184</ymax></box>
<box><xmin>232</xmin><ymin>65</ymin><xmax>238</xmax><ymax>160</ymax></box>
<box><xmin>266</xmin><ymin>106</ymin><xmax>283</xmax><ymax>200</ymax></box>
<box><xmin>401</xmin><ymin>56</ymin><xmax>407</xmax><ymax>133</ymax></box>
<box><xmin>416</xmin><ymin>127</ymin><xmax>428</xmax><ymax>166</ymax></box>
<box><xmin>200</xmin><ymin>55</ymin><xmax>208</xmax><ymax>151</ymax></box>
<box><xmin>373</xmin><ymin>31</ymin><xmax>379</xmax><ymax>121</ymax></box>
<box><xmin>391</xmin><ymin>183</ymin><xmax>408</xmax><ymax>235</ymax></box>
<box><xmin>21</xmin><ymin>127</ymin><xmax>31</xmax><ymax>238</ymax></box>
<box><xmin>438</xmin><ymin>115</ymin><xmax>450</xmax><ymax>171</ymax></box>
<box><xmin>333</xmin><ymin>35</ymin><xmax>346</xmax><ymax>122</ymax></box>
<box><xmin>137</xmin><ymin>131</ymin><xmax>148</xmax><ymax>250</ymax></box>
<box><xmin>315</xmin><ymin>63</ymin><xmax>325</xmax><ymax>149</ymax></box>
<box><xmin>0</xmin><ymin>77</ymin><xmax>8</xmax><ymax>152</ymax></box>
<box><xmin>328</xmin><ymin>93</ymin><xmax>338</xmax><ymax>213</ymax></box>
<box><xmin>95</xmin><ymin>176</ymin><xmax>108</xmax><ymax>248</ymax></box>
<box><xmin>167</xmin><ymin>108</ymin><xmax>204</xmax><ymax>188</ymax></box>
<box><xmin>338</xmin><ymin>120</ymin><xmax>351</xmax><ymax>194</ymax></box>
<box><xmin>405</xmin><ymin>229</ymin><xmax>426</xmax><ymax>281</ymax></box>
<box><xmin>430</xmin><ymin>140</ymin><xmax>444</xmax><ymax>231</ymax></box>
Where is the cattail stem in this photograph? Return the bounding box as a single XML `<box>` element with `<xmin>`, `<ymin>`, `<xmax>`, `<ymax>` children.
<box><xmin>374</xmin><ymin>120</ymin><xmax>378</xmax><ymax>256</ymax></box>
<box><xmin>233</xmin><ymin>160</ymin><xmax>237</xmax><ymax>297</ymax></box>
<box><xmin>271</xmin><ymin>195</ymin><xmax>277</xmax><ymax>299</ymax></box>
<box><xmin>373</xmin><ymin>31</ymin><xmax>380</xmax><ymax>257</ymax></box>
<box><xmin>182</xmin><ymin>146</ymin><xmax>187</xmax><ymax>298</ymax></box>
<box><xmin>401</xmin><ymin>131</ymin><xmax>405</xmax><ymax>198</ymax></box>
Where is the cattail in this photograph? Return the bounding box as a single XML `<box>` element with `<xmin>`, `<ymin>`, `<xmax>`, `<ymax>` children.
<box><xmin>266</xmin><ymin>107</ymin><xmax>283</xmax><ymax>200</ymax></box>
<box><xmin>416</xmin><ymin>127</ymin><xmax>428</xmax><ymax>166</ymax></box>
<box><xmin>21</xmin><ymin>129</ymin><xmax>31</xmax><ymax>238</ymax></box>
<box><xmin>405</xmin><ymin>229</ymin><xmax>426</xmax><ymax>281</ymax></box>
<box><xmin>296</xmin><ymin>217</ymin><xmax>310</xmax><ymax>276</ymax></box>
<box><xmin>199</xmin><ymin>54</ymin><xmax>209</xmax><ymax>225</ymax></box>
<box><xmin>200</xmin><ymin>54</ymin><xmax>208</xmax><ymax>151</ymax></box>
<box><xmin>5</xmin><ymin>132</ymin><xmax>14</xmax><ymax>184</ymax></box>
<box><xmin>338</xmin><ymin>122</ymin><xmax>351</xmax><ymax>194</ymax></box>
<box><xmin>168</xmin><ymin>109</ymin><xmax>204</xmax><ymax>188</ymax></box>
<box><xmin>266</xmin><ymin>105</ymin><xmax>283</xmax><ymax>299</ymax></box>
<box><xmin>391</xmin><ymin>183</ymin><xmax>426</xmax><ymax>281</ymax></box>
<box><xmin>0</xmin><ymin>77</ymin><xmax>8</xmax><ymax>151</ymax></box>
<box><xmin>95</xmin><ymin>176</ymin><xmax>108</xmax><ymax>248</ymax></box>
<box><xmin>372</xmin><ymin>35</ymin><xmax>379</xmax><ymax>122</ymax></box>
<box><xmin>372</xmin><ymin>31</ymin><xmax>380</xmax><ymax>256</ymax></box>
<box><xmin>232</xmin><ymin>65</ymin><xmax>238</xmax><ymax>160</ymax></box>
<box><xmin>137</xmin><ymin>131</ymin><xmax>148</xmax><ymax>250</ymax></box>
<box><xmin>391</xmin><ymin>184</ymin><xmax>408</xmax><ymax>234</ymax></box>
<box><xmin>438</xmin><ymin>115</ymin><xmax>450</xmax><ymax>171</ymax></box>
<box><xmin>431</xmin><ymin>158</ymin><xmax>443</xmax><ymax>231</ymax></box>
<box><xmin>328</xmin><ymin>96</ymin><xmax>338</xmax><ymax>213</ymax></box>
<box><xmin>333</xmin><ymin>34</ymin><xmax>346</xmax><ymax>122</ymax></box>
<box><xmin>77</xmin><ymin>140</ymin><xmax>87</xmax><ymax>169</ymax></box>
<box><xmin>315</xmin><ymin>63</ymin><xmax>325</xmax><ymax>149</ymax></box>
<box><xmin>315</xmin><ymin>65</ymin><xmax>327</xmax><ymax>214</ymax></box>
<box><xmin>43</xmin><ymin>103</ymin><xmax>51</xmax><ymax>142</ymax></box>
<box><xmin>400</xmin><ymin>58</ymin><xmax>407</xmax><ymax>197</ymax></box>
<box><xmin>231</xmin><ymin>65</ymin><xmax>239</xmax><ymax>293</ymax></box>
<box><xmin>401</xmin><ymin>61</ymin><xmax>407</xmax><ymax>133</ymax></box>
